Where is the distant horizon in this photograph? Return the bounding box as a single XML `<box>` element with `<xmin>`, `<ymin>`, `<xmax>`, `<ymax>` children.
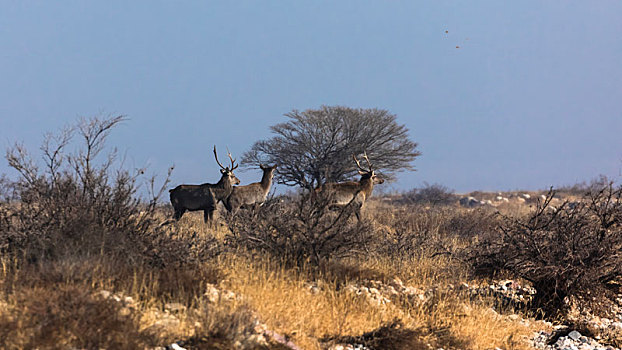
<box><xmin>2</xmin><ymin>2</ymin><xmax>621</xmax><ymax>193</ymax></box>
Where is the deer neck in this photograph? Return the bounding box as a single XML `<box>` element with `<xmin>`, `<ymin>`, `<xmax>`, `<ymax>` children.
<box><xmin>260</xmin><ymin>171</ymin><xmax>273</xmax><ymax>192</ymax></box>
<box><xmin>359</xmin><ymin>176</ymin><xmax>374</xmax><ymax>198</ymax></box>
<box><xmin>213</xmin><ymin>175</ymin><xmax>233</xmax><ymax>199</ymax></box>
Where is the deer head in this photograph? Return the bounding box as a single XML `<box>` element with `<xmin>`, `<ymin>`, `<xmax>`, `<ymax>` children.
<box><xmin>353</xmin><ymin>151</ymin><xmax>384</xmax><ymax>185</ymax></box>
<box><xmin>213</xmin><ymin>145</ymin><xmax>240</xmax><ymax>185</ymax></box>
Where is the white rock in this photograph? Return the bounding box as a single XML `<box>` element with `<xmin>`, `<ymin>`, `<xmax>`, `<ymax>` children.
<box><xmin>205</xmin><ymin>284</ymin><xmax>220</xmax><ymax>303</ymax></box>
<box><xmin>568</xmin><ymin>330</ymin><xmax>582</xmax><ymax>340</ymax></box>
<box><xmin>170</xmin><ymin>344</ymin><xmax>187</xmax><ymax>350</ymax></box>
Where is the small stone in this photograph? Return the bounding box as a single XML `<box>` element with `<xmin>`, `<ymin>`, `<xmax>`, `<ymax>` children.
<box><xmin>205</xmin><ymin>283</ymin><xmax>220</xmax><ymax>303</ymax></box>
<box><xmin>385</xmin><ymin>285</ymin><xmax>398</xmax><ymax>296</ymax></box>
<box><xmin>222</xmin><ymin>290</ymin><xmax>236</xmax><ymax>301</ymax></box>
<box><xmin>568</xmin><ymin>330</ymin><xmax>582</xmax><ymax>340</ymax></box>
<box><xmin>165</xmin><ymin>302</ymin><xmax>186</xmax><ymax>313</ymax></box>
<box><xmin>610</xmin><ymin>321</ymin><xmax>622</xmax><ymax>329</ymax></box>
<box><xmin>170</xmin><ymin>344</ymin><xmax>187</xmax><ymax>350</ymax></box>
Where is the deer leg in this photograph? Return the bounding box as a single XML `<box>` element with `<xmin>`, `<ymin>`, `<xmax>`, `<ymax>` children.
<box><xmin>251</xmin><ymin>203</ymin><xmax>259</xmax><ymax>212</ymax></box>
<box><xmin>223</xmin><ymin>199</ymin><xmax>233</xmax><ymax>213</ymax></box>
<box><xmin>173</xmin><ymin>208</ymin><xmax>186</xmax><ymax>221</ymax></box>
<box><xmin>204</xmin><ymin>206</ymin><xmax>217</xmax><ymax>225</ymax></box>
<box><xmin>208</xmin><ymin>208</ymin><xmax>215</xmax><ymax>222</ymax></box>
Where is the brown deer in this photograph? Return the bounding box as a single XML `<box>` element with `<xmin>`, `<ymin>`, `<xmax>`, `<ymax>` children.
<box><xmin>315</xmin><ymin>152</ymin><xmax>384</xmax><ymax>221</ymax></box>
<box><xmin>167</xmin><ymin>146</ymin><xmax>240</xmax><ymax>224</ymax></box>
<box><xmin>224</xmin><ymin>164</ymin><xmax>277</xmax><ymax>215</ymax></box>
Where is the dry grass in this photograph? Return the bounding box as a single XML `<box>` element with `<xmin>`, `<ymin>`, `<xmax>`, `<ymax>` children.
<box><xmin>0</xmin><ymin>197</ymin><xmax>552</xmax><ymax>349</ymax></box>
<box><xmin>213</xmin><ymin>252</ymin><xmax>538</xmax><ymax>350</ymax></box>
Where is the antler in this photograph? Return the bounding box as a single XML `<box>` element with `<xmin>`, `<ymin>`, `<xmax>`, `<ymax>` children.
<box><xmin>362</xmin><ymin>151</ymin><xmax>373</xmax><ymax>171</ymax></box>
<box><xmin>213</xmin><ymin>145</ymin><xmax>227</xmax><ymax>170</ymax></box>
<box><xmin>353</xmin><ymin>154</ymin><xmax>367</xmax><ymax>174</ymax></box>
<box><xmin>226</xmin><ymin>147</ymin><xmax>238</xmax><ymax>170</ymax></box>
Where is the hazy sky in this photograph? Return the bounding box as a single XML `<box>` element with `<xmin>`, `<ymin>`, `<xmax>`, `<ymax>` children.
<box><xmin>1</xmin><ymin>1</ymin><xmax>621</xmax><ymax>193</ymax></box>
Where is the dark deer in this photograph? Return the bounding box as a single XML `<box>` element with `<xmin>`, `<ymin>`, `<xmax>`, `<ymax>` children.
<box><xmin>315</xmin><ymin>152</ymin><xmax>384</xmax><ymax>221</ymax></box>
<box><xmin>224</xmin><ymin>164</ymin><xmax>277</xmax><ymax>215</ymax></box>
<box><xmin>166</xmin><ymin>146</ymin><xmax>240</xmax><ymax>224</ymax></box>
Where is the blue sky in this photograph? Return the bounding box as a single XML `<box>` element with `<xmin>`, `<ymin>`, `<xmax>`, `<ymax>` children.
<box><xmin>1</xmin><ymin>1</ymin><xmax>621</xmax><ymax>193</ymax></box>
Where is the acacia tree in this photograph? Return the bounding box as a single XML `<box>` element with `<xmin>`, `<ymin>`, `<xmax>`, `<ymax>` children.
<box><xmin>243</xmin><ymin>106</ymin><xmax>420</xmax><ymax>189</ymax></box>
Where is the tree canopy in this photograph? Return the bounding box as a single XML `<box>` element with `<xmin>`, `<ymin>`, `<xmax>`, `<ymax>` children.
<box><xmin>243</xmin><ymin>106</ymin><xmax>421</xmax><ymax>189</ymax></box>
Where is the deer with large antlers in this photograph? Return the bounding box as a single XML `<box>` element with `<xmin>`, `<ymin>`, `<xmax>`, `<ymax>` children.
<box><xmin>166</xmin><ymin>146</ymin><xmax>240</xmax><ymax>224</ymax></box>
<box><xmin>224</xmin><ymin>164</ymin><xmax>277</xmax><ymax>215</ymax></box>
<box><xmin>315</xmin><ymin>152</ymin><xmax>384</xmax><ymax>221</ymax></box>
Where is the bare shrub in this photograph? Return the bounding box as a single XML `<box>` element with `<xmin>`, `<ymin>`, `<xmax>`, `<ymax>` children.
<box><xmin>467</xmin><ymin>186</ymin><xmax>622</xmax><ymax>316</ymax></box>
<box><xmin>371</xmin><ymin>205</ymin><xmax>497</xmax><ymax>259</ymax></box>
<box><xmin>372</xmin><ymin>206</ymin><xmax>448</xmax><ymax>258</ymax></box>
<box><xmin>225</xmin><ymin>192</ymin><xmax>375</xmax><ymax>267</ymax></box>
<box><xmin>0</xmin><ymin>115</ymin><xmax>217</xmax><ymax>268</ymax></box>
<box><xmin>441</xmin><ymin>207</ymin><xmax>500</xmax><ymax>238</ymax></box>
<box><xmin>557</xmin><ymin>174</ymin><xmax>613</xmax><ymax>196</ymax></box>
<box><xmin>400</xmin><ymin>182</ymin><xmax>456</xmax><ymax>206</ymax></box>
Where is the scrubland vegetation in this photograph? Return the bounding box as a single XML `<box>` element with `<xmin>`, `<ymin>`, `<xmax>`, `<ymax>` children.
<box><xmin>1</xmin><ymin>117</ymin><xmax>621</xmax><ymax>349</ymax></box>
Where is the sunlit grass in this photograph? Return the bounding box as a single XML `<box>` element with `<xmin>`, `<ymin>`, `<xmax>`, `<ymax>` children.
<box><xmin>0</xmin><ymin>199</ymin><xmax>547</xmax><ymax>349</ymax></box>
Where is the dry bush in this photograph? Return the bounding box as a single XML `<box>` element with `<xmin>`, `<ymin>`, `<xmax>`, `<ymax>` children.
<box><xmin>400</xmin><ymin>182</ymin><xmax>456</xmax><ymax>207</ymax></box>
<box><xmin>0</xmin><ymin>285</ymin><xmax>153</xmax><ymax>349</ymax></box>
<box><xmin>371</xmin><ymin>204</ymin><xmax>497</xmax><ymax>259</ymax></box>
<box><xmin>0</xmin><ymin>116</ymin><xmax>218</xmax><ymax>269</ymax></box>
<box><xmin>467</xmin><ymin>186</ymin><xmax>622</xmax><ymax>316</ymax></box>
<box><xmin>441</xmin><ymin>207</ymin><xmax>500</xmax><ymax>238</ymax></box>
<box><xmin>225</xmin><ymin>192</ymin><xmax>375</xmax><ymax>267</ymax></box>
<box><xmin>556</xmin><ymin>174</ymin><xmax>613</xmax><ymax>196</ymax></box>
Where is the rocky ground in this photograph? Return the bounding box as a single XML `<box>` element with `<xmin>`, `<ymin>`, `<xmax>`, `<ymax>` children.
<box><xmin>99</xmin><ymin>276</ymin><xmax>620</xmax><ymax>350</ymax></box>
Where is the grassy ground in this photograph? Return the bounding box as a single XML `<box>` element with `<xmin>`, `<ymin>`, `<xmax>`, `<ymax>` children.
<box><xmin>0</xmin><ymin>195</ymin><xmax>552</xmax><ymax>349</ymax></box>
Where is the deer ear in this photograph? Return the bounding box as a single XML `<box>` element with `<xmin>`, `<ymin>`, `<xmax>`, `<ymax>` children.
<box><xmin>260</xmin><ymin>164</ymin><xmax>266</xmax><ymax>169</ymax></box>
<box><xmin>220</xmin><ymin>169</ymin><xmax>226</xmax><ymax>174</ymax></box>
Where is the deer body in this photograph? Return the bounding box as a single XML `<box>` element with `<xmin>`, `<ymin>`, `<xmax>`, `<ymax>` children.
<box><xmin>167</xmin><ymin>146</ymin><xmax>239</xmax><ymax>224</ymax></box>
<box><xmin>316</xmin><ymin>153</ymin><xmax>383</xmax><ymax>221</ymax></box>
<box><xmin>224</xmin><ymin>164</ymin><xmax>277</xmax><ymax>214</ymax></box>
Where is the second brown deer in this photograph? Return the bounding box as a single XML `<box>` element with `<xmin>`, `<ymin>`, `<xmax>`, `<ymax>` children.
<box><xmin>224</xmin><ymin>164</ymin><xmax>277</xmax><ymax>215</ymax></box>
<box><xmin>166</xmin><ymin>146</ymin><xmax>240</xmax><ymax>225</ymax></box>
<box><xmin>315</xmin><ymin>152</ymin><xmax>384</xmax><ymax>221</ymax></box>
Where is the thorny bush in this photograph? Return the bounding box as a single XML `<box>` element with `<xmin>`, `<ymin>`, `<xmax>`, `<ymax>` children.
<box><xmin>468</xmin><ymin>185</ymin><xmax>622</xmax><ymax>317</ymax></box>
<box><xmin>0</xmin><ymin>116</ymin><xmax>216</xmax><ymax>268</ymax></box>
<box><xmin>400</xmin><ymin>182</ymin><xmax>456</xmax><ymax>207</ymax></box>
<box><xmin>225</xmin><ymin>191</ymin><xmax>375</xmax><ymax>267</ymax></box>
<box><xmin>372</xmin><ymin>204</ymin><xmax>498</xmax><ymax>259</ymax></box>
